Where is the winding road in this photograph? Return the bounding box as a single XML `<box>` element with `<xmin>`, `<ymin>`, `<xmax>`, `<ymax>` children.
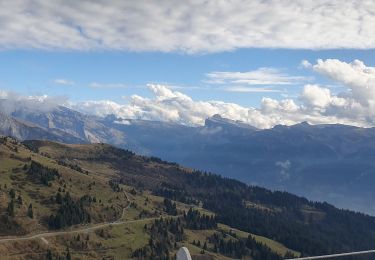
<box><xmin>0</xmin><ymin>190</ymin><xmax>181</xmax><ymax>245</ymax></box>
<box><xmin>0</xmin><ymin>216</ymin><xmax>161</xmax><ymax>244</ymax></box>
<box><xmin>0</xmin><ymin>191</ymin><xmax>140</xmax><ymax>244</ymax></box>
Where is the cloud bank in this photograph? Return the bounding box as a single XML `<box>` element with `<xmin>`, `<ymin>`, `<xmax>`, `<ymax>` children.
<box><xmin>74</xmin><ymin>59</ymin><xmax>375</xmax><ymax>128</ymax></box>
<box><xmin>0</xmin><ymin>91</ymin><xmax>68</xmax><ymax>114</ymax></box>
<box><xmin>2</xmin><ymin>59</ymin><xmax>375</xmax><ymax>129</ymax></box>
<box><xmin>1</xmin><ymin>1</ymin><xmax>375</xmax><ymax>53</ymax></box>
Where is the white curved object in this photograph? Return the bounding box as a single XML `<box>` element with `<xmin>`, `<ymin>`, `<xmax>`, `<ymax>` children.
<box><xmin>177</xmin><ymin>247</ymin><xmax>192</xmax><ymax>260</ymax></box>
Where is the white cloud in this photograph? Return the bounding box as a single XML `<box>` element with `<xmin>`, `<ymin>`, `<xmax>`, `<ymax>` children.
<box><xmin>0</xmin><ymin>1</ymin><xmax>375</xmax><ymax>53</ymax></box>
<box><xmin>301</xmin><ymin>84</ymin><xmax>333</xmax><ymax>108</ymax></box>
<box><xmin>311</xmin><ymin>59</ymin><xmax>375</xmax><ymax>105</ymax></box>
<box><xmin>75</xmin><ymin>100</ymin><xmax>125</xmax><ymax>117</ymax></box>
<box><xmin>54</xmin><ymin>79</ymin><xmax>75</xmax><ymax>85</ymax></box>
<box><xmin>0</xmin><ymin>91</ymin><xmax>67</xmax><ymax>114</ymax></box>
<box><xmin>276</xmin><ymin>160</ymin><xmax>291</xmax><ymax>180</ymax></box>
<box><xmin>205</xmin><ymin>68</ymin><xmax>308</xmax><ymax>93</ymax></box>
<box><xmin>206</xmin><ymin>68</ymin><xmax>307</xmax><ymax>85</ymax></box>
<box><xmin>301</xmin><ymin>60</ymin><xmax>312</xmax><ymax>68</ymax></box>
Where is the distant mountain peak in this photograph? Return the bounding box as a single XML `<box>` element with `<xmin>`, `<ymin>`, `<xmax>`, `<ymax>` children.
<box><xmin>205</xmin><ymin>114</ymin><xmax>257</xmax><ymax>130</ymax></box>
<box><xmin>298</xmin><ymin>121</ymin><xmax>310</xmax><ymax>126</ymax></box>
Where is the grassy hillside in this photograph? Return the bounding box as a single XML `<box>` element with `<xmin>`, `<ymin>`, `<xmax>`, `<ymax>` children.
<box><xmin>0</xmin><ymin>137</ymin><xmax>296</xmax><ymax>259</ymax></box>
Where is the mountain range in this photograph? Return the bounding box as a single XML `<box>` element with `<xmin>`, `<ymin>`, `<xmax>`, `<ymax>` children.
<box><xmin>1</xmin><ymin>102</ymin><xmax>375</xmax><ymax>214</ymax></box>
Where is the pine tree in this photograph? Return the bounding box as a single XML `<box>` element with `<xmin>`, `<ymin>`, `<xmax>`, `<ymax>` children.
<box><xmin>55</xmin><ymin>192</ymin><xmax>63</xmax><ymax>204</ymax></box>
<box><xmin>17</xmin><ymin>195</ymin><xmax>23</xmax><ymax>205</ymax></box>
<box><xmin>46</xmin><ymin>249</ymin><xmax>53</xmax><ymax>260</ymax></box>
<box><xmin>284</xmin><ymin>251</ymin><xmax>296</xmax><ymax>258</ymax></box>
<box><xmin>9</xmin><ymin>189</ymin><xmax>16</xmax><ymax>199</ymax></box>
<box><xmin>203</xmin><ymin>242</ymin><xmax>207</xmax><ymax>250</ymax></box>
<box><xmin>7</xmin><ymin>200</ymin><xmax>15</xmax><ymax>217</ymax></box>
<box><xmin>27</xmin><ymin>203</ymin><xmax>34</xmax><ymax>218</ymax></box>
<box><xmin>66</xmin><ymin>247</ymin><xmax>71</xmax><ymax>260</ymax></box>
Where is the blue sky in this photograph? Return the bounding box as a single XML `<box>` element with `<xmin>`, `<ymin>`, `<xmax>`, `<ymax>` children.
<box><xmin>1</xmin><ymin>49</ymin><xmax>374</xmax><ymax>108</ymax></box>
<box><xmin>1</xmin><ymin>1</ymin><xmax>375</xmax><ymax>128</ymax></box>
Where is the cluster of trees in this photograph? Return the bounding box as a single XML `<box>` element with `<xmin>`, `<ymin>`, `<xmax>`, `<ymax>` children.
<box><xmin>0</xmin><ymin>136</ymin><xmax>7</xmax><ymax>144</ymax></box>
<box><xmin>5</xmin><ymin>189</ymin><xmax>33</xmax><ymax>219</ymax></box>
<box><xmin>22</xmin><ymin>140</ymin><xmax>40</xmax><ymax>153</ymax></box>
<box><xmin>143</xmin><ymin>156</ymin><xmax>178</xmax><ymax>166</ymax></box>
<box><xmin>163</xmin><ymin>198</ymin><xmax>177</xmax><ymax>216</ymax></box>
<box><xmin>0</xmin><ymin>136</ymin><xmax>20</xmax><ymax>146</ymax></box>
<box><xmin>87</xmin><ymin>144</ymin><xmax>134</xmax><ymax>162</ymax></box>
<box><xmin>154</xmin><ymin>187</ymin><xmax>198</xmax><ymax>205</ymax></box>
<box><xmin>105</xmin><ymin>145</ymin><xmax>135</xmax><ymax>159</ymax></box>
<box><xmin>57</xmin><ymin>160</ymin><xmax>88</xmax><ymax>174</ymax></box>
<box><xmin>183</xmin><ymin>208</ymin><xmax>217</xmax><ymax>230</ymax></box>
<box><xmin>45</xmin><ymin>247</ymin><xmax>72</xmax><ymax>260</ymax></box>
<box><xmin>132</xmin><ymin>217</ymin><xmax>182</xmax><ymax>259</ymax></box>
<box><xmin>208</xmin><ymin>233</ymin><xmax>282</xmax><ymax>260</ymax></box>
<box><xmin>27</xmin><ymin>161</ymin><xmax>60</xmax><ymax>186</ymax></box>
<box><xmin>48</xmin><ymin>192</ymin><xmax>91</xmax><ymax>229</ymax></box>
<box><xmin>109</xmin><ymin>180</ymin><xmax>122</xmax><ymax>192</ymax></box>
<box><xmin>202</xmin><ymin>188</ymin><xmax>375</xmax><ymax>256</ymax></box>
<box><xmin>146</xmin><ymin>168</ymin><xmax>375</xmax><ymax>257</ymax></box>
<box><xmin>133</xmin><ymin>209</ymin><xmax>219</xmax><ymax>259</ymax></box>
<box><xmin>80</xmin><ymin>194</ymin><xmax>97</xmax><ymax>205</ymax></box>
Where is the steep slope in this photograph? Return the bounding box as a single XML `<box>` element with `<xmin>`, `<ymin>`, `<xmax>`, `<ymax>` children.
<box><xmin>15</xmin><ymin>139</ymin><xmax>375</xmax><ymax>259</ymax></box>
<box><xmin>0</xmin><ymin>111</ymin><xmax>83</xmax><ymax>143</ymax></box>
<box><xmin>0</xmin><ymin>136</ymin><xmax>295</xmax><ymax>259</ymax></box>
<box><xmin>8</xmin><ymin>105</ymin><xmax>126</xmax><ymax>146</ymax></box>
